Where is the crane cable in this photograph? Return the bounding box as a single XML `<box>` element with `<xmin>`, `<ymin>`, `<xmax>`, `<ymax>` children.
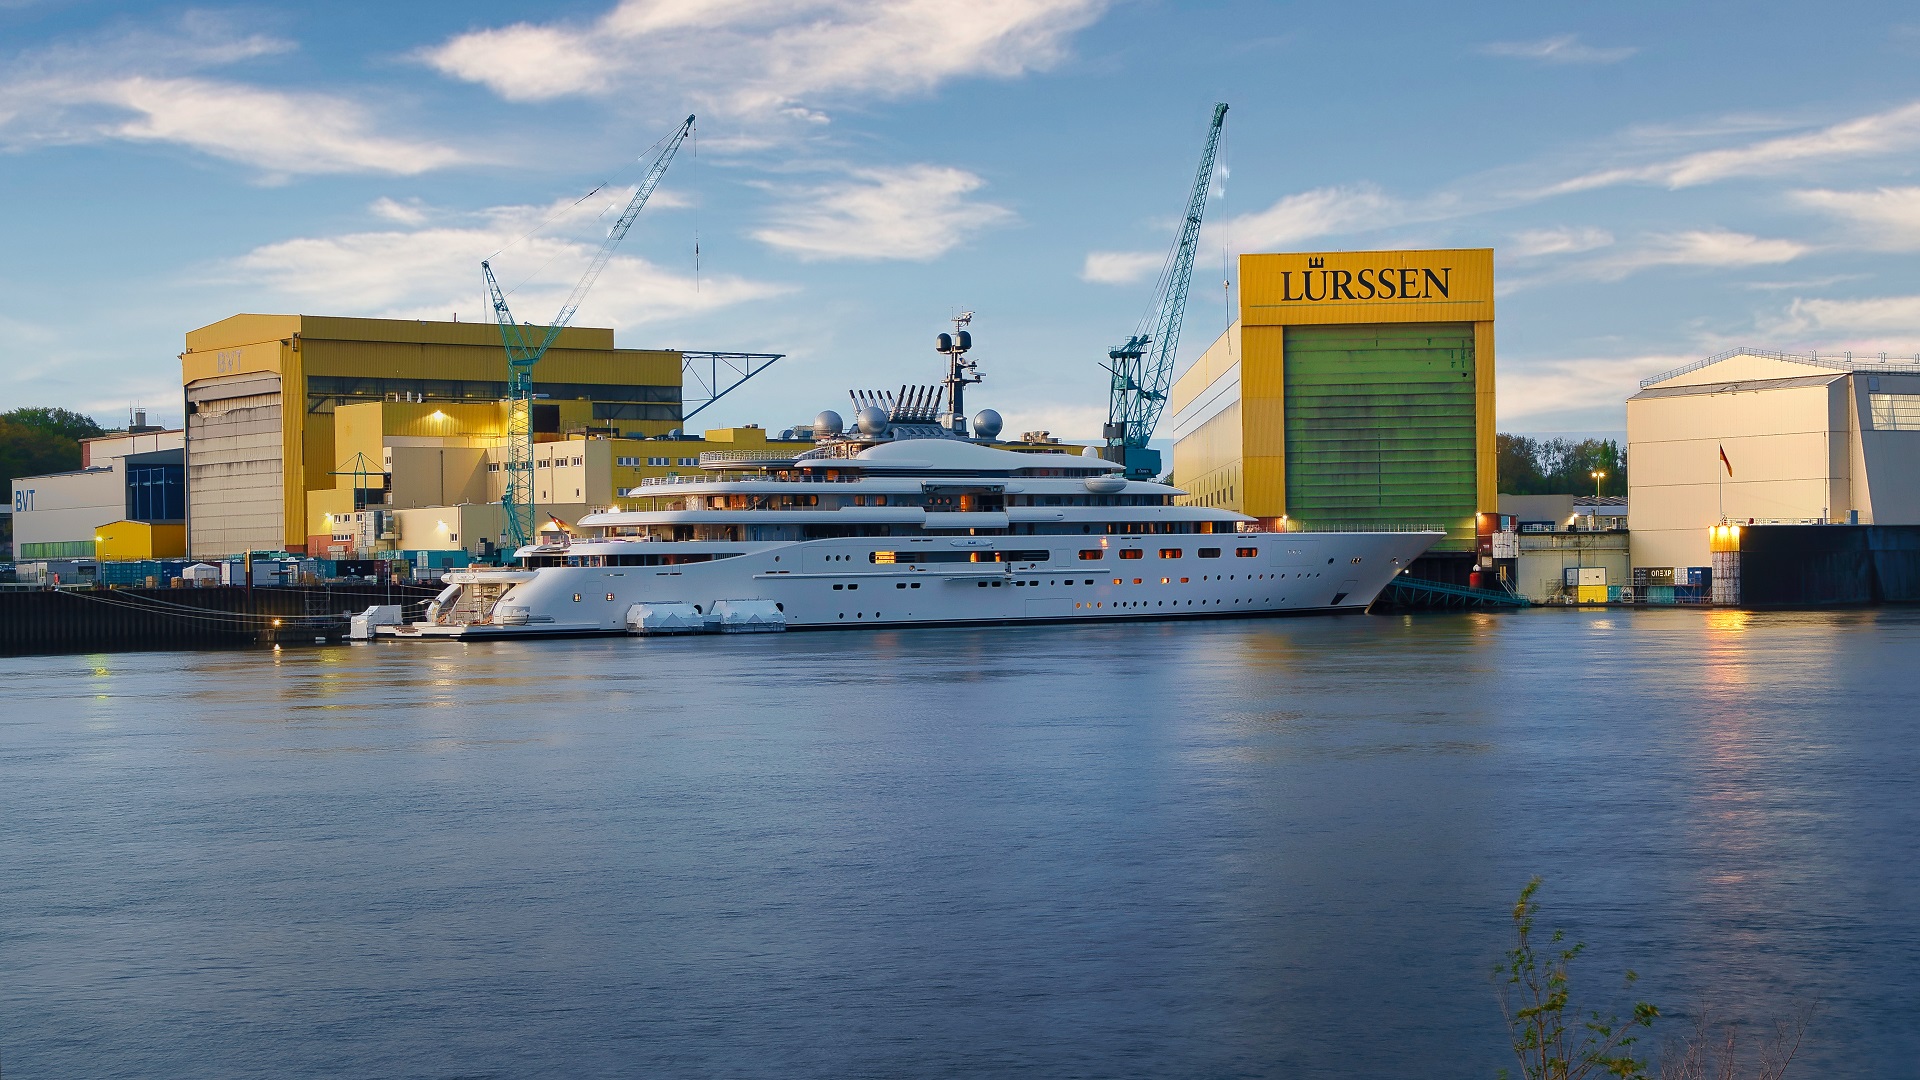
<box><xmin>1221</xmin><ymin>121</ymin><xmax>1231</xmax><ymax>354</ymax></box>
<box><xmin>484</xmin><ymin>124</ymin><xmax>684</xmax><ymax>299</ymax></box>
<box><xmin>702</xmin><ymin>119</ymin><xmax>710</xmax><ymax>290</ymax></box>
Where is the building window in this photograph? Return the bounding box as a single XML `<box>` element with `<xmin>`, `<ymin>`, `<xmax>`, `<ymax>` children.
<box><xmin>1870</xmin><ymin>393</ymin><xmax>1920</xmax><ymax>430</ymax></box>
<box><xmin>678</xmin><ymin>457</ymin><xmax>698</xmax><ymax>466</ymax></box>
<box><xmin>617</xmin><ymin>456</ymin><xmax>640</xmax><ymax>467</ymax></box>
<box><xmin>572</xmin><ymin>457</ymin><xmax>583</xmax><ymax>466</ymax></box>
<box><xmin>648</xmin><ymin>456</ymin><xmax>669</xmax><ymax>466</ymax></box>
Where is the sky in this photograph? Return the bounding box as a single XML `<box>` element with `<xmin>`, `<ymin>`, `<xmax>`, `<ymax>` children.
<box><xmin>5</xmin><ymin>1</ymin><xmax>1920</xmax><ymax>445</ymax></box>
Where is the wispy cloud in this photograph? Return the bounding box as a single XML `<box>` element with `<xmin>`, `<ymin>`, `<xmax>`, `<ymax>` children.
<box><xmin>1081</xmin><ymin>250</ymin><xmax>1165</xmax><ymax>286</ymax></box>
<box><xmin>0</xmin><ymin>14</ymin><xmax>468</xmax><ymax>177</ymax></box>
<box><xmin>1542</xmin><ymin>100</ymin><xmax>1920</xmax><ymax>195</ymax></box>
<box><xmin>1509</xmin><ymin>229</ymin><xmax>1807</xmax><ymax>290</ymax></box>
<box><xmin>421</xmin><ymin>0</ymin><xmax>1107</xmax><ymax>122</ymax></box>
<box><xmin>1776</xmin><ymin>293</ymin><xmax>1920</xmax><ymax>339</ymax></box>
<box><xmin>1223</xmin><ymin>183</ymin><xmax>1402</xmax><ymax>250</ymax></box>
<box><xmin>230</xmin><ymin>197</ymin><xmax>789</xmax><ymax>325</ymax></box>
<box><xmin>1793</xmin><ymin>186</ymin><xmax>1920</xmax><ymax>250</ymax></box>
<box><xmin>749</xmin><ymin>165</ymin><xmax>1016</xmax><ymax>262</ymax></box>
<box><xmin>1499</xmin><ymin>354</ymin><xmax>1693</xmax><ymax>424</ymax></box>
<box><xmin>1507</xmin><ymin>226</ymin><xmax>1613</xmax><ymax>258</ymax></box>
<box><xmin>1481</xmin><ymin>34</ymin><xmax>1637</xmax><ymax>65</ymax></box>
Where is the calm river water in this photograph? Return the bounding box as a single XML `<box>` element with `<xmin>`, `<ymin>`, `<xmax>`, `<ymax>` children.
<box><xmin>3</xmin><ymin>609</ymin><xmax>1917</xmax><ymax>1078</ymax></box>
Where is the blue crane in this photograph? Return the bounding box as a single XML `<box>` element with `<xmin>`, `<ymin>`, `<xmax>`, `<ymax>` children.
<box><xmin>484</xmin><ymin>114</ymin><xmax>696</xmax><ymax>549</ymax></box>
<box><xmin>1102</xmin><ymin>102</ymin><xmax>1227</xmax><ymax>481</ymax></box>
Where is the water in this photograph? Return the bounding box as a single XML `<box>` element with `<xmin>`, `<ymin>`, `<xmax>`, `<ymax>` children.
<box><xmin>3</xmin><ymin>609</ymin><xmax>1916</xmax><ymax>1078</ymax></box>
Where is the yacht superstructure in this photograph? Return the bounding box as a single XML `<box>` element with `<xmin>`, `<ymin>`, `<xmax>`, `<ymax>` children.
<box><xmin>385</xmin><ymin>331</ymin><xmax>1440</xmax><ymax>639</ymax></box>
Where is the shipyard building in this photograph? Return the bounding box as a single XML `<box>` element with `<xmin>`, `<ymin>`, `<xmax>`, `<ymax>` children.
<box><xmin>1627</xmin><ymin>348</ymin><xmax>1920</xmax><ymax>570</ymax></box>
<box><xmin>1167</xmin><ymin>249</ymin><xmax>1496</xmax><ymax>571</ymax></box>
<box><xmin>180</xmin><ymin>314</ymin><xmax>786</xmax><ymax>559</ymax></box>
<box><xmin>8</xmin><ymin>422</ymin><xmax>186</xmax><ymax>567</ymax></box>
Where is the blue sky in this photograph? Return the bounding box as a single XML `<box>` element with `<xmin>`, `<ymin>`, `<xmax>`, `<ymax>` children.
<box><xmin>5</xmin><ymin>1</ymin><xmax>1920</xmax><ymax>444</ymax></box>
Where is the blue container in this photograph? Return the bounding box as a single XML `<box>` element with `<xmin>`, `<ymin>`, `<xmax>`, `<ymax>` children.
<box><xmin>1686</xmin><ymin>566</ymin><xmax>1712</xmax><ymax>587</ymax></box>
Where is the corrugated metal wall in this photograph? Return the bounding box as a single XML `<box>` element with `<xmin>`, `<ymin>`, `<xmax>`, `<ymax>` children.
<box><xmin>1283</xmin><ymin>322</ymin><xmax>1477</xmax><ymax>546</ymax></box>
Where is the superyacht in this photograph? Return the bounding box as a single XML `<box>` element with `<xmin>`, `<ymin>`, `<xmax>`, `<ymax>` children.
<box><xmin>385</xmin><ymin>332</ymin><xmax>1440</xmax><ymax>638</ymax></box>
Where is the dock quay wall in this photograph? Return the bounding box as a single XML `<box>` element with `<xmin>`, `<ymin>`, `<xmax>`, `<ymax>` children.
<box><xmin>0</xmin><ymin>583</ymin><xmax>443</xmax><ymax>655</ymax></box>
<box><xmin>1736</xmin><ymin>525</ymin><xmax>1920</xmax><ymax>607</ymax></box>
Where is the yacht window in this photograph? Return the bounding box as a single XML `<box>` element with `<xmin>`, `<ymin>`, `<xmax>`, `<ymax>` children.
<box><xmin>1077</xmin><ymin>549</ymin><xmax>1104</xmax><ymax>560</ymax></box>
<box><xmin>1199</xmin><ymin>548</ymin><xmax>1222</xmax><ymax>558</ymax></box>
<box><xmin>1236</xmin><ymin>547</ymin><xmax>1258</xmax><ymax>558</ymax></box>
<box><xmin>1119</xmin><ymin>550</ymin><xmax>1143</xmax><ymax>560</ymax></box>
<box><xmin>1159</xmin><ymin>548</ymin><xmax>1182</xmax><ymax>559</ymax></box>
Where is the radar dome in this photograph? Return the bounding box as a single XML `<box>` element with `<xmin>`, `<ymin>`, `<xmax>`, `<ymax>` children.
<box><xmin>857</xmin><ymin>405</ymin><xmax>890</xmax><ymax>436</ymax></box>
<box><xmin>815</xmin><ymin>410</ymin><xmax>844</xmax><ymax>437</ymax></box>
<box><xmin>972</xmin><ymin>409</ymin><xmax>1003</xmax><ymax>440</ymax></box>
<box><xmin>1081</xmin><ymin>445</ymin><xmax>1101</xmax><ymax>458</ymax></box>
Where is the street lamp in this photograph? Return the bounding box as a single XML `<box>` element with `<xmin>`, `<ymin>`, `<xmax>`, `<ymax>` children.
<box><xmin>1590</xmin><ymin>469</ymin><xmax>1607</xmax><ymax>498</ymax></box>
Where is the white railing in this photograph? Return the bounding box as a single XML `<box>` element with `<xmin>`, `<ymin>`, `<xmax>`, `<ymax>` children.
<box><xmin>1641</xmin><ymin>347</ymin><xmax>1920</xmax><ymax>388</ymax></box>
<box><xmin>697</xmin><ymin>450</ymin><xmax>799</xmax><ymax>465</ymax></box>
<box><xmin>1253</xmin><ymin>521</ymin><xmax>1447</xmax><ymax>534</ymax></box>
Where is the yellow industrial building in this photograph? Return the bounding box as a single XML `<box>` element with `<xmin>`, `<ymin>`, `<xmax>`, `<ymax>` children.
<box><xmin>306</xmin><ymin>403</ymin><xmax>810</xmax><ymax>559</ymax></box>
<box><xmin>1167</xmin><ymin>249</ymin><xmax>1496</xmax><ymax>553</ymax></box>
<box><xmin>182</xmin><ymin>315</ymin><xmax>686</xmax><ymax>557</ymax></box>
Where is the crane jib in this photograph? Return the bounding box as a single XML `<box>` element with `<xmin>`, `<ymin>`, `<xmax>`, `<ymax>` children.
<box><xmin>486</xmin><ymin>113</ymin><xmax>697</xmax><ymax>548</ymax></box>
<box><xmin>1103</xmin><ymin>102</ymin><xmax>1227</xmax><ymax>479</ymax></box>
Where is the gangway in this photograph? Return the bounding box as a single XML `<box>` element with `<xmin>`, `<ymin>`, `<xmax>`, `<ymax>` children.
<box><xmin>1372</xmin><ymin>575</ymin><xmax>1530</xmax><ymax>611</ymax></box>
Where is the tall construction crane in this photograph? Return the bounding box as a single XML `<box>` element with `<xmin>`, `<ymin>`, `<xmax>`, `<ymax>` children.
<box><xmin>1102</xmin><ymin>102</ymin><xmax>1227</xmax><ymax>481</ymax></box>
<box><xmin>484</xmin><ymin>114</ymin><xmax>696</xmax><ymax>549</ymax></box>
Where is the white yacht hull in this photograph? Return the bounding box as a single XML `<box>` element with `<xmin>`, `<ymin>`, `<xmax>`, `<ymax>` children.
<box><xmin>384</xmin><ymin>530</ymin><xmax>1440</xmax><ymax>640</ymax></box>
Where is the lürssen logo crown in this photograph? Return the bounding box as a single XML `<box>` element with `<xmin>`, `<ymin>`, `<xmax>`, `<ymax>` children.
<box><xmin>1306</xmin><ymin>257</ymin><xmax>1325</xmax><ymax>269</ymax></box>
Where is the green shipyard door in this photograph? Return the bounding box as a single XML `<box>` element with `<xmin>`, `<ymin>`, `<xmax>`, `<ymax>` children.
<box><xmin>1282</xmin><ymin>323</ymin><xmax>1476</xmax><ymax>548</ymax></box>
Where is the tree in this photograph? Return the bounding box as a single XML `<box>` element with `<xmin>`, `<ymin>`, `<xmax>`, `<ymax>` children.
<box><xmin>1499</xmin><ymin>434</ymin><xmax>1547</xmax><ymax>494</ymax></box>
<box><xmin>0</xmin><ymin>407</ymin><xmax>106</xmax><ymax>495</ymax></box>
<box><xmin>4</xmin><ymin>407</ymin><xmax>104</xmax><ymax>443</ymax></box>
<box><xmin>1498</xmin><ymin>436</ymin><xmax>1628</xmax><ymax>496</ymax></box>
<box><xmin>1497</xmin><ymin>878</ymin><xmax>1659</xmax><ymax>1080</ymax></box>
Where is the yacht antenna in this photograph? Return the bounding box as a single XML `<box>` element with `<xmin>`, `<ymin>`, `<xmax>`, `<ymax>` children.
<box><xmin>935</xmin><ymin>311</ymin><xmax>983</xmax><ymax>436</ymax></box>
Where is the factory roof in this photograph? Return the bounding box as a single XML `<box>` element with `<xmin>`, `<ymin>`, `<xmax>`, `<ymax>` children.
<box><xmin>1640</xmin><ymin>347</ymin><xmax>1920</xmax><ymax>389</ymax></box>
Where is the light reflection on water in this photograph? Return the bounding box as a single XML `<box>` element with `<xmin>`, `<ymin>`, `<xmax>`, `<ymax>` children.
<box><xmin>2</xmin><ymin>608</ymin><xmax>1917</xmax><ymax>1078</ymax></box>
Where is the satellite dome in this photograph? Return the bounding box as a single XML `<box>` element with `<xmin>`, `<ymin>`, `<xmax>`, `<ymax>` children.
<box><xmin>815</xmin><ymin>410</ymin><xmax>844</xmax><ymax>437</ymax></box>
<box><xmin>1081</xmin><ymin>445</ymin><xmax>1101</xmax><ymax>458</ymax></box>
<box><xmin>857</xmin><ymin>405</ymin><xmax>890</xmax><ymax>436</ymax></box>
<box><xmin>972</xmin><ymin>409</ymin><xmax>1003</xmax><ymax>440</ymax></box>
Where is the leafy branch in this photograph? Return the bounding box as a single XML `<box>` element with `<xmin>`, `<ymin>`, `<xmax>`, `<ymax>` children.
<box><xmin>1496</xmin><ymin>877</ymin><xmax>1659</xmax><ymax>1080</ymax></box>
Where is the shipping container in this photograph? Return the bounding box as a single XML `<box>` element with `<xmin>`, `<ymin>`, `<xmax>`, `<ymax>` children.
<box><xmin>1685</xmin><ymin>566</ymin><xmax>1712</xmax><ymax>587</ymax></box>
<box><xmin>1646</xmin><ymin>585</ymin><xmax>1676</xmax><ymax>604</ymax></box>
<box><xmin>1576</xmin><ymin>584</ymin><xmax>1608</xmax><ymax>604</ymax></box>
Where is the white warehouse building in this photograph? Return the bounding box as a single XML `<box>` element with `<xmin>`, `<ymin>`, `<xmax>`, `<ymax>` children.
<box><xmin>1627</xmin><ymin>349</ymin><xmax>1920</xmax><ymax>570</ymax></box>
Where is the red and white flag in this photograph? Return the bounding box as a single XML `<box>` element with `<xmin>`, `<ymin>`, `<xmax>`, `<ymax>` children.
<box><xmin>1718</xmin><ymin>445</ymin><xmax>1733</xmax><ymax>477</ymax></box>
